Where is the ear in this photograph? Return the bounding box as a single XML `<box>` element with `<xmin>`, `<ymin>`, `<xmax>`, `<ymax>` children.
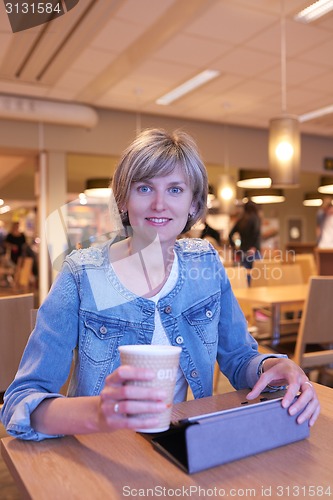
<box><xmin>190</xmin><ymin>200</ymin><xmax>198</xmax><ymax>216</ymax></box>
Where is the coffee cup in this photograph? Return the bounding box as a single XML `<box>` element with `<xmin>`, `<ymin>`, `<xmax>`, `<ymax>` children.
<box><xmin>118</xmin><ymin>344</ymin><xmax>181</xmax><ymax>433</ymax></box>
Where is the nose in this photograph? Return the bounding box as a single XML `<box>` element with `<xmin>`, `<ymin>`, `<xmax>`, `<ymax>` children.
<box><xmin>151</xmin><ymin>190</ymin><xmax>166</xmax><ymax>211</ymax></box>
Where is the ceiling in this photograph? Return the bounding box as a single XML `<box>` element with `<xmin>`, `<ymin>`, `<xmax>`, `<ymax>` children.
<box><xmin>1</xmin><ymin>0</ymin><xmax>333</xmax><ymax>199</ymax></box>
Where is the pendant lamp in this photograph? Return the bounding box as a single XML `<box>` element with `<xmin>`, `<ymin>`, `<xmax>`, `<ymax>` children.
<box><xmin>217</xmin><ymin>174</ymin><xmax>236</xmax><ymax>213</ymax></box>
<box><xmin>84</xmin><ymin>178</ymin><xmax>111</xmax><ymax>198</ymax></box>
<box><xmin>243</xmin><ymin>189</ymin><xmax>285</xmax><ymax>204</ymax></box>
<box><xmin>237</xmin><ymin>169</ymin><xmax>271</xmax><ymax>189</ymax></box>
<box><xmin>318</xmin><ymin>176</ymin><xmax>333</xmax><ymax>194</ymax></box>
<box><xmin>303</xmin><ymin>192</ymin><xmax>323</xmax><ymax>207</ymax></box>
<box><xmin>269</xmin><ymin>1</ymin><xmax>300</xmax><ymax>187</ymax></box>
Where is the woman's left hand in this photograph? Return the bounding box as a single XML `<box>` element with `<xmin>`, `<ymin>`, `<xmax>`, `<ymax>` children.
<box><xmin>246</xmin><ymin>357</ymin><xmax>320</xmax><ymax>427</ymax></box>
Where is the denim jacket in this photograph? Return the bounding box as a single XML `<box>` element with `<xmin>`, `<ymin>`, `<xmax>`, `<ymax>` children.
<box><xmin>1</xmin><ymin>238</ymin><xmax>284</xmax><ymax>440</ymax></box>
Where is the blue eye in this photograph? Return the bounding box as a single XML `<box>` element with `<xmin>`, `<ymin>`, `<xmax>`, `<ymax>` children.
<box><xmin>169</xmin><ymin>187</ymin><xmax>183</xmax><ymax>194</ymax></box>
<box><xmin>138</xmin><ymin>185</ymin><xmax>151</xmax><ymax>193</ymax></box>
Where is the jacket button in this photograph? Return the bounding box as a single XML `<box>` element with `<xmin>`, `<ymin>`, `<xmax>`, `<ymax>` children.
<box><xmin>175</xmin><ymin>336</ymin><xmax>184</xmax><ymax>344</ymax></box>
<box><xmin>99</xmin><ymin>326</ymin><xmax>107</xmax><ymax>334</ymax></box>
<box><xmin>164</xmin><ymin>305</ymin><xmax>172</xmax><ymax>314</ymax></box>
<box><xmin>205</xmin><ymin>309</ymin><xmax>213</xmax><ymax>318</ymax></box>
<box><xmin>191</xmin><ymin>369</ymin><xmax>198</xmax><ymax>378</ymax></box>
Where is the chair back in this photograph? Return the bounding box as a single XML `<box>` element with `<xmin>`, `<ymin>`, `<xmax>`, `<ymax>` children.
<box><xmin>14</xmin><ymin>256</ymin><xmax>34</xmax><ymax>291</ymax></box>
<box><xmin>314</xmin><ymin>248</ymin><xmax>333</xmax><ymax>276</ymax></box>
<box><xmin>226</xmin><ymin>266</ymin><xmax>248</xmax><ymax>289</ymax></box>
<box><xmin>294</xmin><ymin>277</ymin><xmax>333</xmax><ymax>369</ymax></box>
<box><xmin>294</xmin><ymin>254</ymin><xmax>317</xmax><ymax>282</ymax></box>
<box><xmin>251</xmin><ymin>261</ymin><xmax>303</xmax><ymax>287</ymax></box>
<box><xmin>0</xmin><ymin>293</ymin><xmax>34</xmax><ymax>391</ymax></box>
<box><xmin>31</xmin><ymin>308</ymin><xmax>38</xmax><ymax>329</ymax></box>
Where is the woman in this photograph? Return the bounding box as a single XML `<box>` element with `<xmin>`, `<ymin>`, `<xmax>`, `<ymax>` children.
<box><xmin>1</xmin><ymin>129</ymin><xmax>319</xmax><ymax>441</ymax></box>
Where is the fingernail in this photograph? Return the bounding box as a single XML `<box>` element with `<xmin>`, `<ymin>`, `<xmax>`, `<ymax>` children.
<box><xmin>289</xmin><ymin>406</ymin><xmax>297</xmax><ymax>415</ymax></box>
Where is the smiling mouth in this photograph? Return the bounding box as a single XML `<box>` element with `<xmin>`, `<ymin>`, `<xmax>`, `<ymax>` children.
<box><xmin>145</xmin><ymin>217</ymin><xmax>171</xmax><ymax>224</ymax></box>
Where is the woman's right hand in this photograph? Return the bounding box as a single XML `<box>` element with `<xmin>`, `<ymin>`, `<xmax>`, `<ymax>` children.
<box><xmin>98</xmin><ymin>365</ymin><xmax>167</xmax><ymax>431</ymax></box>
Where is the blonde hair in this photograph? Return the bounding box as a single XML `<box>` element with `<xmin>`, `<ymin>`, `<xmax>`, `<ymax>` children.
<box><xmin>112</xmin><ymin>128</ymin><xmax>208</xmax><ymax>233</ymax></box>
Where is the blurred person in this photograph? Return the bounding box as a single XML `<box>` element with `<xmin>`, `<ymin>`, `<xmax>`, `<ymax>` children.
<box><xmin>318</xmin><ymin>203</ymin><xmax>333</xmax><ymax>248</ymax></box>
<box><xmin>5</xmin><ymin>221</ymin><xmax>26</xmax><ymax>264</ymax></box>
<box><xmin>0</xmin><ymin>220</ymin><xmax>7</xmax><ymax>256</ymax></box>
<box><xmin>228</xmin><ymin>200</ymin><xmax>261</xmax><ymax>275</ymax></box>
<box><xmin>1</xmin><ymin>129</ymin><xmax>319</xmax><ymax>441</ymax></box>
<box><xmin>317</xmin><ymin>197</ymin><xmax>333</xmax><ymax>246</ymax></box>
<box><xmin>199</xmin><ymin>218</ymin><xmax>222</xmax><ymax>248</ymax></box>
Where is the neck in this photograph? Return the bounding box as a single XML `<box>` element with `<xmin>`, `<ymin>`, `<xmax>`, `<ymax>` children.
<box><xmin>129</xmin><ymin>236</ymin><xmax>175</xmax><ymax>270</ymax></box>
<box><xmin>128</xmin><ymin>236</ymin><xmax>175</xmax><ymax>293</ymax></box>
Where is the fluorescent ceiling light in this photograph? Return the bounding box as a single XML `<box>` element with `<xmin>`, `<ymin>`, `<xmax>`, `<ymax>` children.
<box><xmin>294</xmin><ymin>0</ymin><xmax>333</xmax><ymax>23</ymax></box>
<box><xmin>299</xmin><ymin>104</ymin><xmax>333</xmax><ymax>122</ymax></box>
<box><xmin>156</xmin><ymin>70</ymin><xmax>220</xmax><ymax>105</ymax></box>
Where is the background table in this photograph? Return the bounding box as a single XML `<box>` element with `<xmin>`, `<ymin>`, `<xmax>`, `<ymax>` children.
<box><xmin>234</xmin><ymin>284</ymin><xmax>308</xmax><ymax>344</ymax></box>
<box><xmin>1</xmin><ymin>383</ymin><xmax>332</xmax><ymax>500</ymax></box>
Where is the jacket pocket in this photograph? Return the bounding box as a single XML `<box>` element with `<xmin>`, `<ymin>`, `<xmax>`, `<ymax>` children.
<box><xmin>182</xmin><ymin>293</ymin><xmax>220</xmax><ymax>345</ymax></box>
<box><xmin>82</xmin><ymin>315</ymin><xmax>124</xmax><ymax>364</ymax></box>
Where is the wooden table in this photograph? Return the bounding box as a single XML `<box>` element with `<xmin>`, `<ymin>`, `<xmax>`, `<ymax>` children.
<box><xmin>1</xmin><ymin>383</ymin><xmax>332</xmax><ymax>499</ymax></box>
<box><xmin>234</xmin><ymin>284</ymin><xmax>308</xmax><ymax>344</ymax></box>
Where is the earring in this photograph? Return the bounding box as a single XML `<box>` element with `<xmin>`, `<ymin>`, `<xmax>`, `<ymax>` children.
<box><xmin>188</xmin><ymin>212</ymin><xmax>196</xmax><ymax>220</ymax></box>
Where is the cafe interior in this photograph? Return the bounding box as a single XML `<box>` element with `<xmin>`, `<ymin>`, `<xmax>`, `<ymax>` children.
<box><xmin>1</xmin><ymin>1</ymin><xmax>333</xmax><ymax>497</ymax></box>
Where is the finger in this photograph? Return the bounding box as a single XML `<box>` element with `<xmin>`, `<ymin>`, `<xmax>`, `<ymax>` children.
<box><xmin>112</xmin><ymin>400</ymin><xmax>168</xmax><ymax>417</ymax></box>
<box><xmin>119</xmin><ymin>384</ymin><xmax>167</xmax><ymax>401</ymax></box>
<box><xmin>280</xmin><ymin>382</ymin><xmax>301</xmax><ymax>409</ymax></box>
<box><xmin>100</xmin><ymin>385</ymin><xmax>167</xmax><ymax>406</ymax></box>
<box><xmin>296</xmin><ymin>399</ymin><xmax>319</xmax><ymax>425</ymax></box>
<box><xmin>246</xmin><ymin>378</ymin><xmax>268</xmax><ymax>400</ymax></box>
<box><xmin>285</xmin><ymin>381</ymin><xmax>319</xmax><ymax>422</ymax></box>
<box><xmin>105</xmin><ymin>365</ymin><xmax>155</xmax><ymax>386</ymax></box>
<box><xmin>106</xmin><ymin>413</ymin><xmax>162</xmax><ymax>431</ymax></box>
<box><xmin>308</xmin><ymin>403</ymin><xmax>321</xmax><ymax>427</ymax></box>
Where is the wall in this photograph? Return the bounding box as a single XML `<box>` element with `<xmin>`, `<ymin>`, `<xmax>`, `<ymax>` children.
<box><xmin>0</xmin><ymin>107</ymin><xmax>332</xmax><ymax>248</ymax></box>
<box><xmin>1</xmin><ymin>108</ymin><xmax>333</xmax><ymax>171</ymax></box>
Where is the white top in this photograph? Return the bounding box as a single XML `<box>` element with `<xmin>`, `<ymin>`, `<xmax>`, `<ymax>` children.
<box><xmin>149</xmin><ymin>251</ymin><xmax>188</xmax><ymax>403</ymax></box>
<box><xmin>318</xmin><ymin>213</ymin><xmax>333</xmax><ymax>248</ymax></box>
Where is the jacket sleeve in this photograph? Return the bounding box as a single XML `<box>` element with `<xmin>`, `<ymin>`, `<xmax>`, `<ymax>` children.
<box><xmin>0</xmin><ymin>262</ymin><xmax>80</xmax><ymax>441</ymax></box>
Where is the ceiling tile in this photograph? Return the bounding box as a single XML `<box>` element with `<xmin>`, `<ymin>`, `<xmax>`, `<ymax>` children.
<box><xmin>154</xmin><ymin>33</ymin><xmax>231</xmax><ymax>67</ymax></box>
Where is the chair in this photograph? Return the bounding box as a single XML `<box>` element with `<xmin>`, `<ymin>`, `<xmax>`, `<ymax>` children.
<box><xmin>294</xmin><ymin>277</ymin><xmax>333</xmax><ymax>379</ymax></box>
<box><xmin>14</xmin><ymin>256</ymin><xmax>34</xmax><ymax>292</ymax></box>
<box><xmin>294</xmin><ymin>254</ymin><xmax>317</xmax><ymax>282</ymax></box>
<box><xmin>251</xmin><ymin>261</ymin><xmax>303</xmax><ymax>287</ymax></box>
<box><xmin>284</xmin><ymin>253</ymin><xmax>317</xmax><ymax>283</ymax></box>
<box><xmin>251</xmin><ymin>262</ymin><xmax>304</xmax><ymax>343</ymax></box>
<box><xmin>225</xmin><ymin>265</ymin><xmax>248</xmax><ymax>289</ymax></box>
<box><xmin>0</xmin><ymin>293</ymin><xmax>34</xmax><ymax>392</ymax></box>
<box><xmin>314</xmin><ymin>248</ymin><xmax>333</xmax><ymax>276</ymax></box>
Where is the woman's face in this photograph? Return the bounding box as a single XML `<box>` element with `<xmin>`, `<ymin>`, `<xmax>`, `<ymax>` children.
<box><xmin>126</xmin><ymin>164</ymin><xmax>196</xmax><ymax>248</ymax></box>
